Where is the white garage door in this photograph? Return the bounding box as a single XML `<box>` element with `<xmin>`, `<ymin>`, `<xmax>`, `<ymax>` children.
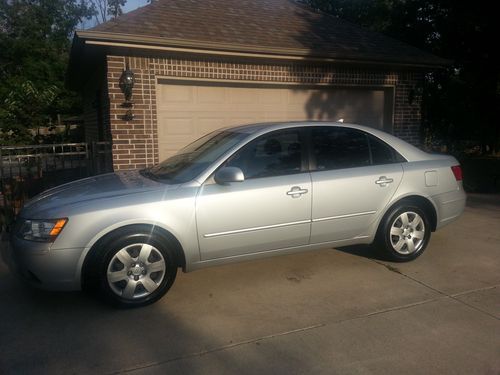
<box><xmin>156</xmin><ymin>80</ymin><xmax>393</xmax><ymax>160</ymax></box>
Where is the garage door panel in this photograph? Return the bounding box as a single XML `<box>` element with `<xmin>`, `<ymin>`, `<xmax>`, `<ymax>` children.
<box><xmin>226</xmin><ymin>117</ymin><xmax>259</xmax><ymax>126</ymax></box>
<box><xmin>197</xmin><ymin>86</ymin><xmax>225</xmax><ymax>104</ymax></box>
<box><xmin>265</xmin><ymin>113</ymin><xmax>289</xmax><ymax>122</ymax></box>
<box><xmin>259</xmin><ymin>90</ymin><xmax>285</xmax><ymax>104</ymax></box>
<box><xmin>198</xmin><ymin>118</ymin><xmax>226</xmax><ymax>134</ymax></box>
<box><xmin>229</xmin><ymin>88</ymin><xmax>259</xmax><ymax>104</ymax></box>
<box><xmin>159</xmin><ymin>85</ymin><xmax>193</xmax><ymax>103</ymax></box>
<box><xmin>288</xmin><ymin>90</ymin><xmax>313</xmax><ymax>105</ymax></box>
<box><xmin>156</xmin><ymin>82</ymin><xmax>393</xmax><ymax>161</ymax></box>
<box><xmin>158</xmin><ymin>118</ymin><xmax>194</xmax><ymax>137</ymax></box>
<box><xmin>159</xmin><ymin>134</ymin><xmax>195</xmax><ymax>151</ymax></box>
<box><xmin>158</xmin><ymin>131</ymin><xmax>196</xmax><ymax>143</ymax></box>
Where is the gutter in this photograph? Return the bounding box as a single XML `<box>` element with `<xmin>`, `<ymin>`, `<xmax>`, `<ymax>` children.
<box><xmin>76</xmin><ymin>30</ymin><xmax>451</xmax><ymax>69</ymax></box>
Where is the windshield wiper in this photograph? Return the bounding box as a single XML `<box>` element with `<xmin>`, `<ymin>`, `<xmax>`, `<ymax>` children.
<box><xmin>140</xmin><ymin>168</ymin><xmax>177</xmax><ymax>184</ymax></box>
<box><xmin>139</xmin><ymin>168</ymin><xmax>159</xmax><ymax>181</ymax></box>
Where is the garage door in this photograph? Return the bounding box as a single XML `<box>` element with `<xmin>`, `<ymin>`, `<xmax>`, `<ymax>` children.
<box><xmin>156</xmin><ymin>80</ymin><xmax>393</xmax><ymax>160</ymax></box>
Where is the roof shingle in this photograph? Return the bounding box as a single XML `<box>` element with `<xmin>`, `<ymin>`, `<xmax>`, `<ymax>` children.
<box><xmin>81</xmin><ymin>0</ymin><xmax>447</xmax><ymax>67</ymax></box>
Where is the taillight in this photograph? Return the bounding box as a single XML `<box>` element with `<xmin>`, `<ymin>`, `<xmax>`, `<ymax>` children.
<box><xmin>451</xmin><ymin>165</ymin><xmax>463</xmax><ymax>181</ymax></box>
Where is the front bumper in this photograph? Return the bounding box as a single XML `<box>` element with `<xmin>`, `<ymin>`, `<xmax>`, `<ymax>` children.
<box><xmin>1</xmin><ymin>234</ymin><xmax>84</xmax><ymax>291</ymax></box>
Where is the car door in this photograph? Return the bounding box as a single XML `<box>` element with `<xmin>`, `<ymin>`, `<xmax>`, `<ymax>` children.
<box><xmin>196</xmin><ymin>128</ymin><xmax>312</xmax><ymax>260</ymax></box>
<box><xmin>309</xmin><ymin>127</ymin><xmax>404</xmax><ymax>243</ymax></box>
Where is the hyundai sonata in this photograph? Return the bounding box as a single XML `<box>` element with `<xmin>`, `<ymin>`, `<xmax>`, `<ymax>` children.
<box><xmin>4</xmin><ymin>122</ymin><xmax>466</xmax><ymax>307</ymax></box>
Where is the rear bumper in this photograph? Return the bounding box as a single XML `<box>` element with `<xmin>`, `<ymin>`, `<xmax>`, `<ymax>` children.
<box><xmin>2</xmin><ymin>235</ymin><xmax>83</xmax><ymax>291</ymax></box>
<box><xmin>433</xmin><ymin>187</ymin><xmax>467</xmax><ymax>229</ymax></box>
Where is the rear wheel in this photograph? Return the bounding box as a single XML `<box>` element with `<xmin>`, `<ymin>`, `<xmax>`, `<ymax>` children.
<box><xmin>85</xmin><ymin>229</ymin><xmax>178</xmax><ymax>307</ymax></box>
<box><xmin>376</xmin><ymin>204</ymin><xmax>431</xmax><ymax>262</ymax></box>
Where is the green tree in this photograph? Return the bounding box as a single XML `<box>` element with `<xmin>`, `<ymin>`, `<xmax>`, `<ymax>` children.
<box><xmin>307</xmin><ymin>0</ymin><xmax>499</xmax><ymax>154</ymax></box>
<box><xmin>88</xmin><ymin>0</ymin><xmax>127</xmax><ymax>24</ymax></box>
<box><xmin>108</xmin><ymin>0</ymin><xmax>125</xmax><ymax>19</ymax></box>
<box><xmin>0</xmin><ymin>81</ymin><xmax>58</xmax><ymax>143</ymax></box>
<box><xmin>0</xmin><ymin>0</ymin><xmax>94</xmax><ymax>144</ymax></box>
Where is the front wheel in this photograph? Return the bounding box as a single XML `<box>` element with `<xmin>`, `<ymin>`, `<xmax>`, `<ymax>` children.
<box><xmin>85</xmin><ymin>230</ymin><xmax>178</xmax><ymax>307</ymax></box>
<box><xmin>376</xmin><ymin>204</ymin><xmax>431</xmax><ymax>262</ymax></box>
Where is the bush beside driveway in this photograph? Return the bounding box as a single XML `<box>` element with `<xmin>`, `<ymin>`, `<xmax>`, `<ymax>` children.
<box><xmin>0</xmin><ymin>195</ymin><xmax>499</xmax><ymax>374</ymax></box>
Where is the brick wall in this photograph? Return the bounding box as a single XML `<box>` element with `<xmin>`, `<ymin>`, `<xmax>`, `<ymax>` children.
<box><xmin>106</xmin><ymin>55</ymin><xmax>423</xmax><ymax>170</ymax></box>
<box><xmin>107</xmin><ymin>56</ymin><xmax>157</xmax><ymax>170</ymax></box>
<box><xmin>394</xmin><ymin>71</ymin><xmax>424</xmax><ymax>144</ymax></box>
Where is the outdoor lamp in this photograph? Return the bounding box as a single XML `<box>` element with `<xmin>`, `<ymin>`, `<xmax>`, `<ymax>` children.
<box><xmin>408</xmin><ymin>86</ymin><xmax>423</xmax><ymax>106</ymax></box>
<box><xmin>119</xmin><ymin>67</ymin><xmax>135</xmax><ymax>103</ymax></box>
<box><xmin>119</xmin><ymin>66</ymin><xmax>135</xmax><ymax>120</ymax></box>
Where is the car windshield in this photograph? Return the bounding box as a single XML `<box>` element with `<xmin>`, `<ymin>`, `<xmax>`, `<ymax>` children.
<box><xmin>142</xmin><ymin>130</ymin><xmax>248</xmax><ymax>183</ymax></box>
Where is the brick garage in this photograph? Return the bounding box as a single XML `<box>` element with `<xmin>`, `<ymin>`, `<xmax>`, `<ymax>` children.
<box><xmin>68</xmin><ymin>0</ymin><xmax>445</xmax><ymax>171</ymax></box>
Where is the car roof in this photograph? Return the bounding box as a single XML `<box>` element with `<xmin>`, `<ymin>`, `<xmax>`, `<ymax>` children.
<box><xmin>222</xmin><ymin>121</ymin><xmax>429</xmax><ymax>162</ymax></box>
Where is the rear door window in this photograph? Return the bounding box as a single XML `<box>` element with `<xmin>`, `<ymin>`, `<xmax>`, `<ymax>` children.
<box><xmin>311</xmin><ymin>127</ymin><xmax>370</xmax><ymax>170</ymax></box>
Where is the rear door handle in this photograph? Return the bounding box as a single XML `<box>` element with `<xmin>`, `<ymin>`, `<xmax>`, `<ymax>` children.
<box><xmin>375</xmin><ymin>176</ymin><xmax>394</xmax><ymax>187</ymax></box>
<box><xmin>287</xmin><ymin>186</ymin><xmax>308</xmax><ymax>198</ymax></box>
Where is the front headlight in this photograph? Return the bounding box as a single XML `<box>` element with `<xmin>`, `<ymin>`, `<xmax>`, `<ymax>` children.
<box><xmin>17</xmin><ymin>218</ymin><xmax>68</xmax><ymax>242</ymax></box>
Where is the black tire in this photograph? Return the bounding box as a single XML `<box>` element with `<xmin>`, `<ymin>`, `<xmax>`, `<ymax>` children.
<box><xmin>375</xmin><ymin>203</ymin><xmax>431</xmax><ymax>262</ymax></box>
<box><xmin>84</xmin><ymin>227</ymin><xmax>178</xmax><ymax>308</ymax></box>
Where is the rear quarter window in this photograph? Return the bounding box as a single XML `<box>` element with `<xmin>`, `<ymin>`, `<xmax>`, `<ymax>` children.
<box><xmin>367</xmin><ymin>134</ymin><xmax>407</xmax><ymax>164</ymax></box>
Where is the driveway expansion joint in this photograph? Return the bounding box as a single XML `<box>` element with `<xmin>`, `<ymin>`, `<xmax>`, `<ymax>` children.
<box><xmin>372</xmin><ymin>259</ymin><xmax>499</xmax><ymax>321</ymax></box>
<box><xmin>107</xmin><ymin>282</ymin><xmax>499</xmax><ymax>375</ymax></box>
<box><xmin>107</xmin><ymin>323</ymin><xmax>327</xmax><ymax>375</ymax></box>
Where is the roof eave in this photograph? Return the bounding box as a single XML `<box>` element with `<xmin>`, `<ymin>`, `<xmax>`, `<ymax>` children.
<box><xmin>76</xmin><ymin>30</ymin><xmax>451</xmax><ymax>69</ymax></box>
<box><xmin>67</xmin><ymin>34</ymin><xmax>85</xmax><ymax>90</ymax></box>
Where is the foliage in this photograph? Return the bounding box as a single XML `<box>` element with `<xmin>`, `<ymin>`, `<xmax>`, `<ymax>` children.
<box><xmin>88</xmin><ymin>0</ymin><xmax>126</xmax><ymax>24</ymax></box>
<box><xmin>1</xmin><ymin>80</ymin><xmax>58</xmax><ymax>143</ymax></box>
<box><xmin>108</xmin><ymin>0</ymin><xmax>126</xmax><ymax>18</ymax></box>
<box><xmin>307</xmin><ymin>0</ymin><xmax>499</xmax><ymax>154</ymax></box>
<box><xmin>0</xmin><ymin>0</ymin><xmax>94</xmax><ymax>145</ymax></box>
<box><xmin>88</xmin><ymin>0</ymin><xmax>107</xmax><ymax>23</ymax></box>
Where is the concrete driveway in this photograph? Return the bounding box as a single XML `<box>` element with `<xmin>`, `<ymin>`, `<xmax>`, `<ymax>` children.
<box><xmin>1</xmin><ymin>195</ymin><xmax>499</xmax><ymax>374</ymax></box>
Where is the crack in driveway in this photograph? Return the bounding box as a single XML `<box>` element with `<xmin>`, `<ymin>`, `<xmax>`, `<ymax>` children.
<box><xmin>372</xmin><ymin>259</ymin><xmax>499</xmax><ymax>321</ymax></box>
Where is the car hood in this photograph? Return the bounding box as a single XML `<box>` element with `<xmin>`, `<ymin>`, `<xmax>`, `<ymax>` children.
<box><xmin>21</xmin><ymin>170</ymin><xmax>175</xmax><ymax>218</ymax></box>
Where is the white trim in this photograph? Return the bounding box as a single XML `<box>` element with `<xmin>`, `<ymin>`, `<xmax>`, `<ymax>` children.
<box><xmin>204</xmin><ymin>220</ymin><xmax>311</xmax><ymax>238</ymax></box>
<box><xmin>312</xmin><ymin>211</ymin><xmax>376</xmax><ymax>223</ymax></box>
<box><xmin>203</xmin><ymin>210</ymin><xmax>377</xmax><ymax>238</ymax></box>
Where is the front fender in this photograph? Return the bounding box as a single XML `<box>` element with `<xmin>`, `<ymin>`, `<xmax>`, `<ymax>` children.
<box><xmin>49</xmin><ymin>190</ymin><xmax>200</xmax><ymax>287</ymax></box>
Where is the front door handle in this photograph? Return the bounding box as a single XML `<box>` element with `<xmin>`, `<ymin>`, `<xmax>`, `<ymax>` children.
<box><xmin>287</xmin><ymin>186</ymin><xmax>308</xmax><ymax>198</ymax></box>
<box><xmin>375</xmin><ymin>176</ymin><xmax>394</xmax><ymax>187</ymax></box>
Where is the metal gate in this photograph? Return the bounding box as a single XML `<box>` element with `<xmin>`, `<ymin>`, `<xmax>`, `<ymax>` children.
<box><xmin>0</xmin><ymin>142</ymin><xmax>113</xmax><ymax>229</ymax></box>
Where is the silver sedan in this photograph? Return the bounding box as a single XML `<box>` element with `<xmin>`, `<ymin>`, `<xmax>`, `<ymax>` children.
<box><xmin>4</xmin><ymin>122</ymin><xmax>466</xmax><ymax>307</ymax></box>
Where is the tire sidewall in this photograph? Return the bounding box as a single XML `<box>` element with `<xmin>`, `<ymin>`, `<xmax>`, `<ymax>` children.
<box><xmin>379</xmin><ymin>204</ymin><xmax>431</xmax><ymax>262</ymax></box>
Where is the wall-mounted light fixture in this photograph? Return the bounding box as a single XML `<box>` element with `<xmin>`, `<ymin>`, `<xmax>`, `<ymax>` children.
<box><xmin>119</xmin><ymin>65</ymin><xmax>135</xmax><ymax>121</ymax></box>
<box><xmin>408</xmin><ymin>86</ymin><xmax>424</xmax><ymax>106</ymax></box>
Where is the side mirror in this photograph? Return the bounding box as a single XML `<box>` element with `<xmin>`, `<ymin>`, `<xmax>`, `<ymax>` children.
<box><xmin>214</xmin><ymin>167</ymin><xmax>245</xmax><ymax>185</ymax></box>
